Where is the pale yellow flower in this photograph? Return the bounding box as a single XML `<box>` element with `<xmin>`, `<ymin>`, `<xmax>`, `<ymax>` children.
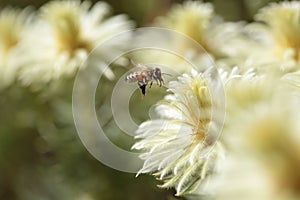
<box><xmin>132</xmin><ymin>1</ymin><xmax>247</xmax><ymax>74</ymax></box>
<box><xmin>157</xmin><ymin>1</ymin><xmax>213</xmax><ymax>54</ymax></box>
<box><xmin>257</xmin><ymin>1</ymin><xmax>300</xmax><ymax>60</ymax></box>
<box><xmin>282</xmin><ymin>70</ymin><xmax>300</xmax><ymax>94</ymax></box>
<box><xmin>19</xmin><ymin>0</ymin><xmax>133</xmax><ymax>87</ymax></box>
<box><xmin>132</xmin><ymin>67</ymin><xmax>228</xmax><ymax>196</ymax></box>
<box><xmin>245</xmin><ymin>1</ymin><xmax>300</xmax><ymax>72</ymax></box>
<box><xmin>208</xmin><ymin>73</ymin><xmax>300</xmax><ymax>200</ymax></box>
<box><xmin>0</xmin><ymin>7</ymin><xmax>33</xmax><ymax>89</ymax></box>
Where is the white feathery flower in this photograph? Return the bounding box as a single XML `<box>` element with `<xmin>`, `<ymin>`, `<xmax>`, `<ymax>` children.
<box><xmin>19</xmin><ymin>0</ymin><xmax>133</xmax><ymax>87</ymax></box>
<box><xmin>214</xmin><ymin>96</ymin><xmax>300</xmax><ymax>200</ymax></box>
<box><xmin>156</xmin><ymin>1</ymin><xmax>213</xmax><ymax>53</ymax></box>
<box><xmin>132</xmin><ymin>67</ymin><xmax>226</xmax><ymax>196</ymax></box>
<box><xmin>245</xmin><ymin>1</ymin><xmax>300</xmax><ymax>72</ymax></box>
<box><xmin>156</xmin><ymin>1</ymin><xmax>245</xmax><ymax>58</ymax></box>
<box><xmin>0</xmin><ymin>7</ymin><xmax>34</xmax><ymax>89</ymax></box>
<box><xmin>133</xmin><ymin>1</ymin><xmax>249</xmax><ymax>73</ymax></box>
<box><xmin>282</xmin><ymin>70</ymin><xmax>300</xmax><ymax>94</ymax></box>
<box><xmin>211</xmin><ymin>81</ymin><xmax>300</xmax><ymax>200</ymax></box>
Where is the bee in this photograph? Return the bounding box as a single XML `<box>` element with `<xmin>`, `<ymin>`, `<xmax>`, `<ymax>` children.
<box><xmin>125</xmin><ymin>61</ymin><xmax>167</xmax><ymax>96</ymax></box>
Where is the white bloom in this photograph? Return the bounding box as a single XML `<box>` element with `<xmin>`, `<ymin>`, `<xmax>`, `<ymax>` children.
<box><xmin>282</xmin><ymin>70</ymin><xmax>300</xmax><ymax>94</ymax></box>
<box><xmin>132</xmin><ymin>67</ymin><xmax>226</xmax><ymax>196</ymax></box>
<box><xmin>132</xmin><ymin>1</ymin><xmax>250</xmax><ymax>73</ymax></box>
<box><xmin>207</xmin><ymin>70</ymin><xmax>300</xmax><ymax>200</ymax></box>
<box><xmin>156</xmin><ymin>1</ymin><xmax>213</xmax><ymax>54</ymax></box>
<box><xmin>19</xmin><ymin>0</ymin><xmax>133</xmax><ymax>87</ymax></box>
<box><xmin>156</xmin><ymin>0</ymin><xmax>245</xmax><ymax>58</ymax></box>
<box><xmin>0</xmin><ymin>7</ymin><xmax>34</xmax><ymax>89</ymax></box>
<box><xmin>216</xmin><ymin>96</ymin><xmax>300</xmax><ymax>200</ymax></box>
<box><xmin>245</xmin><ymin>1</ymin><xmax>300</xmax><ymax>72</ymax></box>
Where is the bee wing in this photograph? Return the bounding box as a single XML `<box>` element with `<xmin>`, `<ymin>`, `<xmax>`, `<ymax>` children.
<box><xmin>130</xmin><ymin>59</ymin><xmax>150</xmax><ymax>70</ymax></box>
<box><xmin>136</xmin><ymin>63</ymin><xmax>147</xmax><ymax>69</ymax></box>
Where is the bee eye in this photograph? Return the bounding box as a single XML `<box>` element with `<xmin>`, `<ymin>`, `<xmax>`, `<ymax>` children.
<box><xmin>154</xmin><ymin>68</ymin><xmax>161</xmax><ymax>76</ymax></box>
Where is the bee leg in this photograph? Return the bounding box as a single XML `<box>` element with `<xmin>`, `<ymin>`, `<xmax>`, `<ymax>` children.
<box><xmin>149</xmin><ymin>81</ymin><xmax>153</xmax><ymax>88</ymax></box>
<box><xmin>140</xmin><ymin>84</ymin><xmax>146</xmax><ymax>96</ymax></box>
<box><xmin>158</xmin><ymin>79</ymin><xmax>162</xmax><ymax>87</ymax></box>
<box><xmin>138</xmin><ymin>82</ymin><xmax>146</xmax><ymax>96</ymax></box>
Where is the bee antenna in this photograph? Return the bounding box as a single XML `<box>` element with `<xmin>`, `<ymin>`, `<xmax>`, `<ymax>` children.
<box><xmin>162</xmin><ymin>72</ymin><xmax>172</xmax><ymax>77</ymax></box>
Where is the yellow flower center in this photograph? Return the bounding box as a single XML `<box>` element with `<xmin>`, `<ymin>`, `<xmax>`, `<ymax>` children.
<box><xmin>0</xmin><ymin>10</ymin><xmax>21</xmax><ymax>54</ymax></box>
<box><xmin>189</xmin><ymin>78</ymin><xmax>212</xmax><ymax>143</ymax></box>
<box><xmin>43</xmin><ymin>1</ymin><xmax>91</xmax><ymax>54</ymax></box>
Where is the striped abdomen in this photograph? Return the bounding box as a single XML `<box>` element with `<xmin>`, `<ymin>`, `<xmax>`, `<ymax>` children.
<box><xmin>125</xmin><ymin>70</ymin><xmax>152</xmax><ymax>84</ymax></box>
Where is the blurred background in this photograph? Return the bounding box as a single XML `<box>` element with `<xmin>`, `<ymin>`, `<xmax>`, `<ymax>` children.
<box><xmin>0</xmin><ymin>0</ymin><xmax>282</xmax><ymax>25</ymax></box>
<box><xmin>0</xmin><ymin>0</ymin><xmax>282</xmax><ymax>200</ymax></box>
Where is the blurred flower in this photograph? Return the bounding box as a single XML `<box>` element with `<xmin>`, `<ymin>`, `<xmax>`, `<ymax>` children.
<box><xmin>0</xmin><ymin>7</ymin><xmax>33</xmax><ymax>89</ymax></box>
<box><xmin>156</xmin><ymin>1</ymin><xmax>214</xmax><ymax>54</ymax></box>
<box><xmin>207</xmin><ymin>71</ymin><xmax>300</xmax><ymax>200</ymax></box>
<box><xmin>132</xmin><ymin>68</ymin><xmax>226</xmax><ymax>196</ymax></box>
<box><xmin>282</xmin><ymin>71</ymin><xmax>300</xmax><ymax>94</ymax></box>
<box><xmin>223</xmin><ymin>68</ymin><xmax>267</xmax><ymax>114</ymax></box>
<box><xmin>132</xmin><ymin>1</ymin><xmax>249</xmax><ymax>74</ymax></box>
<box><xmin>245</xmin><ymin>1</ymin><xmax>300</xmax><ymax>72</ymax></box>
<box><xmin>19</xmin><ymin>0</ymin><xmax>133</xmax><ymax>88</ymax></box>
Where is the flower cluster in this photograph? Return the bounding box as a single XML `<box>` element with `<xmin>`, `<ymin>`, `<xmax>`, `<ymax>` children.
<box><xmin>245</xmin><ymin>1</ymin><xmax>300</xmax><ymax>71</ymax></box>
<box><xmin>0</xmin><ymin>0</ymin><xmax>132</xmax><ymax>90</ymax></box>
<box><xmin>132</xmin><ymin>68</ymin><xmax>226</xmax><ymax>196</ymax></box>
<box><xmin>0</xmin><ymin>8</ymin><xmax>33</xmax><ymax>89</ymax></box>
<box><xmin>131</xmin><ymin>1</ymin><xmax>247</xmax><ymax>74</ymax></box>
<box><xmin>210</xmin><ymin>74</ymin><xmax>300</xmax><ymax>200</ymax></box>
<box><xmin>132</xmin><ymin>1</ymin><xmax>300</xmax><ymax>199</ymax></box>
<box><xmin>2</xmin><ymin>0</ymin><xmax>300</xmax><ymax>199</ymax></box>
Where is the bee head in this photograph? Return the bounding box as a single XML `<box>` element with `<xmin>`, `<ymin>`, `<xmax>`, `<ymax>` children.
<box><xmin>153</xmin><ymin>68</ymin><xmax>162</xmax><ymax>79</ymax></box>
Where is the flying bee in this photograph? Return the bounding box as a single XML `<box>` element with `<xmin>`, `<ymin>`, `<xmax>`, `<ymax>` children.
<box><xmin>125</xmin><ymin>61</ymin><xmax>169</xmax><ymax>96</ymax></box>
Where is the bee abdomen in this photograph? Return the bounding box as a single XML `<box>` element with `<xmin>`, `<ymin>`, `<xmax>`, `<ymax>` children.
<box><xmin>125</xmin><ymin>72</ymin><xmax>138</xmax><ymax>82</ymax></box>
